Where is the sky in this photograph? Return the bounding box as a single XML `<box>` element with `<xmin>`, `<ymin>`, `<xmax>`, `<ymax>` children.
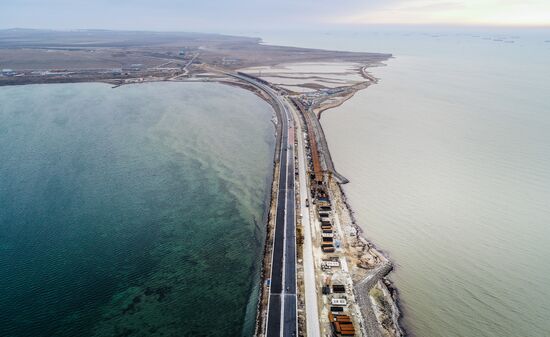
<box><xmin>1</xmin><ymin>0</ymin><xmax>549</xmax><ymax>31</ymax></box>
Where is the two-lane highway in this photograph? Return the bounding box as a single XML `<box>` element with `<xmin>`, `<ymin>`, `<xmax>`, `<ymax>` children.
<box><xmin>229</xmin><ymin>72</ymin><xmax>297</xmax><ymax>337</ymax></box>
<box><xmin>231</xmin><ymin>73</ymin><xmax>297</xmax><ymax>337</ymax></box>
<box><xmin>263</xmin><ymin>85</ymin><xmax>297</xmax><ymax>337</ymax></box>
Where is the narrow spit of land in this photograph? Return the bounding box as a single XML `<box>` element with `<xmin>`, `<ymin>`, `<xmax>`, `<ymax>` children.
<box><xmin>204</xmin><ymin>65</ymin><xmax>404</xmax><ymax>337</ymax></box>
<box><xmin>1</xmin><ymin>29</ymin><xmax>403</xmax><ymax>337</ymax></box>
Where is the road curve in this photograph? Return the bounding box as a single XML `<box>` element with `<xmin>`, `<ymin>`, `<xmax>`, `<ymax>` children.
<box><xmin>230</xmin><ymin>73</ymin><xmax>298</xmax><ymax>337</ymax></box>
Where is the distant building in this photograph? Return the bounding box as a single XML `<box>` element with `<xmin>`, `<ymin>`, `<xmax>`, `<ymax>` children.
<box><xmin>222</xmin><ymin>57</ymin><xmax>239</xmax><ymax>66</ymax></box>
<box><xmin>122</xmin><ymin>64</ymin><xmax>142</xmax><ymax>72</ymax></box>
<box><xmin>178</xmin><ymin>49</ymin><xmax>185</xmax><ymax>56</ymax></box>
<box><xmin>1</xmin><ymin>69</ymin><xmax>17</xmax><ymax>76</ymax></box>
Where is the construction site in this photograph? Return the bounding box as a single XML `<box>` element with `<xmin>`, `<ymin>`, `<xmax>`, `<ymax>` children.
<box><xmin>290</xmin><ymin>90</ymin><xmax>403</xmax><ymax>337</ymax></box>
<box><xmin>237</xmin><ymin>65</ymin><xmax>404</xmax><ymax>337</ymax></box>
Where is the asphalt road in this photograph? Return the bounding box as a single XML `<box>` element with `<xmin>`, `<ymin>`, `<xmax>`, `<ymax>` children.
<box><xmin>265</xmin><ymin>87</ymin><xmax>297</xmax><ymax>337</ymax></box>
<box><xmin>232</xmin><ymin>75</ymin><xmax>298</xmax><ymax>337</ymax></box>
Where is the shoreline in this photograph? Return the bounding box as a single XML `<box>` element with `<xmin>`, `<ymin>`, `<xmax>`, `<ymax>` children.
<box><xmin>333</xmin><ymin>179</ymin><xmax>405</xmax><ymax>337</ymax></box>
<box><xmin>0</xmin><ymin>61</ymin><xmax>404</xmax><ymax>337</ymax></box>
<box><xmin>314</xmin><ymin>64</ymin><xmax>405</xmax><ymax>336</ymax></box>
<box><xmin>218</xmin><ymin>64</ymin><xmax>404</xmax><ymax>336</ymax></box>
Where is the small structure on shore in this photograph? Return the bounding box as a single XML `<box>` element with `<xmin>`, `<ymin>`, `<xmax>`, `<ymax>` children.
<box><xmin>2</xmin><ymin>69</ymin><xmax>17</xmax><ymax>76</ymax></box>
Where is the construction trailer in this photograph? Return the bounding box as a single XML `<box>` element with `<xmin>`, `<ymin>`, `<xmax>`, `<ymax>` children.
<box><xmin>329</xmin><ymin>313</ymin><xmax>356</xmax><ymax>336</ymax></box>
<box><xmin>332</xmin><ymin>284</ymin><xmax>346</xmax><ymax>293</ymax></box>
<box><xmin>322</xmin><ymin>244</ymin><xmax>335</xmax><ymax>253</ymax></box>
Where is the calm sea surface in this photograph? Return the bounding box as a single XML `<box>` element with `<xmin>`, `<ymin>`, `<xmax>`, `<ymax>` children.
<box><xmin>260</xmin><ymin>28</ymin><xmax>550</xmax><ymax>336</ymax></box>
<box><xmin>0</xmin><ymin>82</ymin><xmax>275</xmax><ymax>336</ymax></box>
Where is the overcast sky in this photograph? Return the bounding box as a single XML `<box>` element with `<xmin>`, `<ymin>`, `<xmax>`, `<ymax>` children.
<box><xmin>2</xmin><ymin>0</ymin><xmax>549</xmax><ymax>31</ymax></box>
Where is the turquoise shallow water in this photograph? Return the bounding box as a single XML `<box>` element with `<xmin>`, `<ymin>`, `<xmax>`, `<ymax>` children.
<box><xmin>0</xmin><ymin>82</ymin><xmax>275</xmax><ymax>336</ymax></box>
<box><xmin>259</xmin><ymin>28</ymin><xmax>550</xmax><ymax>337</ymax></box>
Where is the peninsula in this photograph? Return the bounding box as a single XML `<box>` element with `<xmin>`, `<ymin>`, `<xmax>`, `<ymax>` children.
<box><xmin>1</xmin><ymin>29</ymin><xmax>403</xmax><ymax>337</ymax></box>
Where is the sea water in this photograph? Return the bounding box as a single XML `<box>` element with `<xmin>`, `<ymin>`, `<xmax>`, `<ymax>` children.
<box><xmin>0</xmin><ymin>82</ymin><xmax>275</xmax><ymax>336</ymax></box>
<box><xmin>260</xmin><ymin>27</ymin><xmax>550</xmax><ymax>337</ymax></box>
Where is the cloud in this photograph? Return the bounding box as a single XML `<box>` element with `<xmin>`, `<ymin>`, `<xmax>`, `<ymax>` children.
<box><xmin>400</xmin><ymin>1</ymin><xmax>464</xmax><ymax>11</ymax></box>
<box><xmin>1</xmin><ymin>0</ymin><xmax>358</xmax><ymax>30</ymax></box>
<box><xmin>332</xmin><ymin>0</ymin><xmax>550</xmax><ymax>26</ymax></box>
<box><xmin>1</xmin><ymin>0</ymin><xmax>549</xmax><ymax>30</ymax></box>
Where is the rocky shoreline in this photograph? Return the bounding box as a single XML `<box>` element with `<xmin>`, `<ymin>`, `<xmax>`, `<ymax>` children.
<box><xmin>334</xmin><ymin>180</ymin><xmax>405</xmax><ymax>337</ymax></box>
